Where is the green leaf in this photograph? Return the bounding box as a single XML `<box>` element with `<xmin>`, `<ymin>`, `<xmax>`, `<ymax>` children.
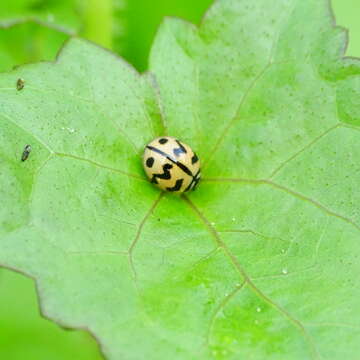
<box><xmin>0</xmin><ymin>0</ymin><xmax>80</xmax><ymax>33</ymax></box>
<box><xmin>121</xmin><ymin>0</ymin><xmax>212</xmax><ymax>71</ymax></box>
<box><xmin>1</xmin><ymin>1</ymin><xmax>360</xmax><ymax>359</ymax></box>
<box><xmin>0</xmin><ymin>0</ymin><xmax>212</xmax><ymax>73</ymax></box>
<box><xmin>0</xmin><ymin>268</ymin><xmax>102</xmax><ymax>360</ymax></box>
<box><xmin>0</xmin><ymin>0</ymin><xmax>124</xmax><ymax>71</ymax></box>
<box><xmin>0</xmin><ymin>22</ymin><xmax>68</xmax><ymax>73</ymax></box>
<box><xmin>0</xmin><ymin>0</ymin><xmax>76</xmax><ymax>72</ymax></box>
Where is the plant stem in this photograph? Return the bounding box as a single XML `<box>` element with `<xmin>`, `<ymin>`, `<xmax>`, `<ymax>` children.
<box><xmin>82</xmin><ymin>0</ymin><xmax>113</xmax><ymax>49</ymax></box>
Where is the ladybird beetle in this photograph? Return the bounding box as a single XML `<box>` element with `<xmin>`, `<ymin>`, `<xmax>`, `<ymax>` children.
<box><xmin>143</xmin><ymin>137</ymin><xmax>200</xmax><ymax>193</ymax></box>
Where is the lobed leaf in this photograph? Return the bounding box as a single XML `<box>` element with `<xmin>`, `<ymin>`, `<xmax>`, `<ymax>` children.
<box><xmin>0</xmin><ymin>0</ymin><xmax>359</xmax><ymax>359</ymax></box>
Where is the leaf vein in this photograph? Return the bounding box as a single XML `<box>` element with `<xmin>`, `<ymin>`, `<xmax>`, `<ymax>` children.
<box><xmin>55</xmin><ymin>152</ymin><xmax>145</xmax><ymax>180</ymax></box>
<box><xmin>128</xmin><ymin>192</ymin><xmax>164</xmax><ymax>280</ymax></box>
<box><xmin>202</xmin><ymin>178</ymin><xmax>360</xmax><ymax>233</ymax></box>
<box><xmin>183</xmin><ymin>194</ymin><xmax>319</xmax><ymax>360</ymax></box>
<box><xmin>24</xmin><ymin>85</ymin><xmax>140</xmax><ymax>155</ymax></box>
<box><xmin>269</xmin><ymin>124</ymin><xmax>340</xmax><ymax>179</ymax></box>
<box><xmin>206</xmin><ymin>281</ymin><xmax>246</xmax><ymax>347</ymax></box>
<box><xmin>0</xmin><ymin>113</ymin><xmax>54</xmax><ymax>153</ymax></box>
<box><xmin>202</xmin><ymin>61</ymin><xmax>272</xmax><ymax>168</ymax></box>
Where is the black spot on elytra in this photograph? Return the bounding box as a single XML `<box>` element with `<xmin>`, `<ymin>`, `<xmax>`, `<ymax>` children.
<box><xmin>167</xmin><ymin>178</ymin><xmax>184</xmax><ymax>192</ymax></box>
<box><xmin>191</xmin><ymin>154</ymin><xmax>199</xmax><ymax>164</ymax></box>
<box><xmin>151</xmin><ymin>163</ymin><xmax>173</xmax><ymax>184</ymax></box>
<box><xmin>159</xmin><ymin>138</ymin><xmax>168</xmax><ymax>144</ymax></box>
<box><xmin>146</xmin><ymin>157</ymin><xmax>154</xmax><ymax>168</ymax></box>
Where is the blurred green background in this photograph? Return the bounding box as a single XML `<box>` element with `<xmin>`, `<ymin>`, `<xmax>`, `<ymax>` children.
<box><xmin>0</xmin><ymin>0</ymin><xmax>358</xmax><ymax>359</ymax></box>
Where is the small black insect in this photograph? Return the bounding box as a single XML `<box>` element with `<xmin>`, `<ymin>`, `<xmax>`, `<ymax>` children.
<box><xmin>16</xmin><ymin>78</ymin><xmax>25</xmax><ymax>91</ymax></box>
<box><xmin>21</xmin><ymin>145</ymin><xmax>31</xmax><ymax>162</ymax></box>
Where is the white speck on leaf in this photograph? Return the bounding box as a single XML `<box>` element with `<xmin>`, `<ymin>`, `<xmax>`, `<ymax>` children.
<box><xmin>61</xmin><ymin>127</ymin><xmax>76</xmax><ymax>134</ymax></box>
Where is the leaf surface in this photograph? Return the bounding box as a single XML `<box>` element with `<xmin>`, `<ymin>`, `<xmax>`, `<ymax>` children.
<box><xmin>1</xmin><ymin>0</ymin><xmax>360</xmax><ymax>359</ymax></box>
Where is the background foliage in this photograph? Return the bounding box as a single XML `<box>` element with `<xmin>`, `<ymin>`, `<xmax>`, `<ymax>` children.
<box><xmin>0</xmin><ymin>0</ymin><xmax>359</xmax><ymax>359</ymax></box>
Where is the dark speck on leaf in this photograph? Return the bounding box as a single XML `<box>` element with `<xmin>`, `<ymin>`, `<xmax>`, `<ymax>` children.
<box><xmin>16</xmin><ymin>78</ymin><xmax>25</xmax><ymax>91</ymax></box>
<box><xmin>21</xmin><ymin>145</ymin><xmax>31</xmax><ymax>162</ymax></box>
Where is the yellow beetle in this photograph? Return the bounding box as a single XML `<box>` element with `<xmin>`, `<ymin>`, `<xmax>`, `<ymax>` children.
<box><xmin>143</xmin><ymin>136</ymin><xmax>201</xmax><ymax>193</ymax></box>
